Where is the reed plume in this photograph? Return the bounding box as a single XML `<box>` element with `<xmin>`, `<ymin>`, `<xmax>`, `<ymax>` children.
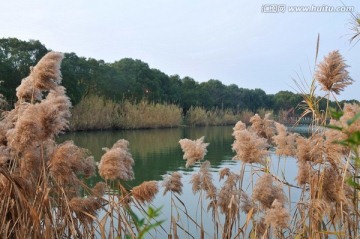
<box><xmin>309</xmin><ymin>199</ymin><xmax>330</xmax><ymax>222</ymax></box>
<box><xmin>341</xmin><ymin>103</ymin><xmax>360</xmax><ymax>134</ymax></box>
<box><xmin>8</xmin><ymin>89</ymin><xmax>71</xmax><ymax>154</ymax></box>
<box><xmin>315</xmin><ymin>50</ymin><xmax>353</xmax><ymax>95</ymax></box>
<box><xmin>98</xmin><ymin>139</ymin><xmax>134</xmax><ymax>181</ymax></box>
<box><xmin>69</xmin><ymin>196</ymin><xmax>103</xmax><ymax>225</ymax></box>
<box><xmin>296</xmin><ymin>160</ymin><xmax>311</xmax><ymax>185</ymax></box>
<box><xmin>218</xmin><ymin>171</ymin><xmax>241</xmax><ymax>239</ymax></box>
<box><xmin>273</xmin><ymin>122</ymin><xmax>297</xmax><ymax>157</ymax></box>
<box><xmin>191</xmin><ymin>161</ymin><xmax>216</xmax><ymax>196</ymax></box>
<box><xmin>218</xmin><ymin>172</ymin><xmax>240</xmax><ymax>214</ymax></box>
<box><xmin>92</xmin><ymin>181</ymin><xmax>107</xmax><ymax>196</ymax></box>
<box><xmin>219</xmin><ymin>167</ymin><xmax>230</xmax><ymax>180</ymax></box>
<box><xmin>324</xmin><ymin>120</ymin><xmax>348</xmax><ymax>168</ymax></box>
<box><xmin>232</xmin><ymin>123</ymin><xmax>268</xmax><ymax>164</ymax></box>
<box><xmin>132</xmin><ymin>181</ymin><xmax>159</xmax><ymax>204</ymax></box>
<box><xmin>179</xmin><ymin>136</ymin><xmax>209</xmax><ymax>168</ymax></box>
<box><xmin>233</xmin><ymin>120</ymin><xmax>246</xmax><ymax>131</ymax></box>
<box><xmin>16</xmin><ymin>76</ymin><xmax>43</xmax><ymax>102</ymax></box>
<box><xmin>322</xmin><ymin>167</ymin><xmax>352</xmax><ymax>212</ymax></box>
<box><xmin>252</xmin><ymin>173</ymin><xmax>287</xmax><ymax>209</ymax></box>
<box><xmin>49</xmin><ymin>140</ymin><xmax>95</xmax><ymax>195</ymax></box>
<box><xmin>162</xmin><ymin>171</ymin><xmax>183</xmax><ymax>195</ymax></box>
<box><xmin>296</xmin><ymin>136</ymin><xmax>312</xmax><ymax>162</ymax></box>
<box><xmin>264</xmin><ymin>199</ymin><xmax>290</xmax><ymax>229</ymax></box>
<box><xmin>16</xmin><ymin>52</ymin><xmax>64</xmax><ymax>102</ymax></box>
<box><xmin>250</xmin><ymin>113</ymin><xmax>275</xmax><ymax>142</ymax></box>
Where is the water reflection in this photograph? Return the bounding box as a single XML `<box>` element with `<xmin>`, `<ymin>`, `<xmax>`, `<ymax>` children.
<box><xmin>57</xmin><ymin>126</ymin><xmax>236</xmax><ymax>186</ymax></box>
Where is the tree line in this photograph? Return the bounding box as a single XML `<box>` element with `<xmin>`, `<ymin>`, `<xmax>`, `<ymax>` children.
<box><xmin>0</xmin><ymin>38</ymin><xmax>357</xmax><ymax>114</ymax></box>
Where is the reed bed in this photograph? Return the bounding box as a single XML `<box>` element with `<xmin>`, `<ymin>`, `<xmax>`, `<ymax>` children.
<box><xmin>185</xmin><ymin>106</ymin><xmax>254</xmax><ymax>127</ymax></box>
<box><xmin>70</xmin><ymin>96</ymin><xmax>182</xmax><ymax>130</ymax></box>
<box><xmin>1</xmin><ymin>50</ymin><xmax>360</xmax><ymax>239</ymax></box>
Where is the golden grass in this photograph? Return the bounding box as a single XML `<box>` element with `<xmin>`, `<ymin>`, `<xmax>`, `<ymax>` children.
<box><xmin>70</xmin><ymin>96</ymin><xmax>182</xmax><ymax>130</ymax></box>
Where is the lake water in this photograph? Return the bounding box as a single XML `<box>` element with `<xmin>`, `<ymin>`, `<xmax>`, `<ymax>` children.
<box><xmin>57</xmin><ymin>126</ymin><xmax>300</xmax><ymax>238</ymax></box>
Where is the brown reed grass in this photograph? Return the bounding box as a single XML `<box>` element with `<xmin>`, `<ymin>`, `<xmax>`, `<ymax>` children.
<box><xmin>252</xmin><ymin>173</ymin><xmax>287</xmax><ymax>209</ymax></box>
<box><xmin>264</xmin><ymin>199</ymin><xmax>290</xmax><ymax>229</ymax></box>
<box><xmin>98</xmin><ymin>139</ymin><xmax>134</xmax><ymax>181</ymax></box>
<box><xmin>70</xmin><ymin>96</ymin><xmax>182</xmax><ymax>130</ymax></box>
<box><xmin>272</xmin><ymin>122</ymin><xmax>297</xmax><ymax>157</ymax></box>
<box><xmin>179</xmin><ymin>136</ymin><xmax>209</xmax><ymax>168</ymax></box>
<box><xmin>232</xmin><ymin>122</ymin><xmax>268</xmax><ymax>164</ymax></box>
<box><xmin>315</xmin><ymin>50</ymin><xmax>353</xmax><ymax>95</ymax></box>
<box><xmin>132</xmin><ymin>181</ymin><xmax>159</xmax><ymax>204</ymax></box>
<box><xmin>162</xmin><ymin>171</ymin><xmax>183</xmax><ymax>195</ymax></box>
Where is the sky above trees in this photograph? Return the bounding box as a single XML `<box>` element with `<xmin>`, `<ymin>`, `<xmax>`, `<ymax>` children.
<box><xmin>0</xmin><ymin>0</ymin><xmax>359</xmax><ymax>100</ymax></box>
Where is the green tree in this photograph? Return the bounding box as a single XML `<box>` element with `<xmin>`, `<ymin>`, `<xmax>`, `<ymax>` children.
<box><xmin>0</xmin><ymin>38</ymin><xmax>48</xmax><ymax>102</ymax></box>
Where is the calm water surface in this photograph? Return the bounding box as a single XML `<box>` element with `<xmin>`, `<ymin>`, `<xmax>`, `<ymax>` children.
<box><xmin>58</xmin><ymin>126</ymin><xmax>239</xmax><ymax>186</ymax></box>
<box><xmin>58</xmin><ymin>126</ymin><xmax>299</xmax><ymax>238</ymax></box>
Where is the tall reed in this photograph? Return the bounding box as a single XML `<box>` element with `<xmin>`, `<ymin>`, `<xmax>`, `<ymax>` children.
<box><xmin>70</xmin><ymin>96</ymin><xmax>182</xmax><ymax>130</ymax></box>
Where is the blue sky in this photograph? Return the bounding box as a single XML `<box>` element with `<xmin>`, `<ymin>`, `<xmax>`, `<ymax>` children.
<box><xmin>0</xmin><ymin>0</ymin><xmax>359</xmax><ymax>100</ymax></box>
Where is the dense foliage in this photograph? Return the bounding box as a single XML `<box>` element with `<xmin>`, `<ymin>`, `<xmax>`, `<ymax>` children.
<box><xmin>0</xmin><ymin>38</ymin><xmax>357</xmax><ymax>114</ymax></box>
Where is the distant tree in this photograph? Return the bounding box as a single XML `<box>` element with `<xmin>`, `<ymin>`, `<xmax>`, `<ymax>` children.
<box><xmin>0</xmin><ymin>38</ymin><xmax>48</xmax><ymax>102</ymax></box>
<box><xmin>179</xmin><ymin>76</ymin><xmax>200</xmax><ymax>112</ymax></box>
<box><xmin>274</xmin><ymin>91</ymin><xmax>302</xmax><ymax>112</ymax></box>
<box><xmin>0</xmin><ymin>37</ymin><xmax>350</xmax><ymax>114</ymax></box>
<box><xmin>111</xmin><ymin>58</ymin><xmax>162</xmax><ymax>102</ymax></box>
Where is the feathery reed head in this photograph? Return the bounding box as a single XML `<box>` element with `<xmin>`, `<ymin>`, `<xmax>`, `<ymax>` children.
<box><xmin>252</xmin><ymin>173</ymin><xmax>287</xmax><ymax>209</ymax></box>
<box><xmin>16</xmin><ymin>52</ymin><xmax>64</xmax><ymax>102</ymax></box>
<box><xmin>132</xmin><ymin>181</ymin><xmax>159</xmax><ymax>204</ymax></box>
<box><xmin>92</xmin><ymin>182</ymin><xmax>107</xmax><ymax>197</ymax></box>
<box><xmin>179</xmin><ymin>136</ymin><xmax>209</xmax><ymax>168</ymax></box>
<box><xmin>233</xmin><ymin>121</ymin><xmax>246</xmax><ymax>132</ymax></box>
<box><xmin>16</xmin><ymin>76</ymin><xmax>42</xmax><ymax>102</ymax></box>
<box><xmin>218</xmin><ymin>171</ymin><xmax>240</xmax><ymax>214</ymax></box>
<box><xmin>341</xmin><ymin>103</ymin><xmax>360</xmax><ymax>134</ymax></box>
<box><xmin>49</xmin><ymin>141</ymin><xmax>95</xmax><ymax>185</ymax></box>
<box><xmin>162</xmin><ymin>171</ymin><xmax>183</xmax><ymax>195</ymax></box>
<box><xmin>315</xmin><ymin>50</ymin><xmax>353</xmax><ymax>94</ymax></box>
<box><xmin>232</xmin><ymin>126</ymin><xmax>268</xmax><ymax>164</ymax></box>
<box><xmin>190</xmin><ymin>161</ymin><xmax>217</xmax><ymax>200</ymax></box>
<box><xmin>32</xmin><ymin>51</ymin><xmax>64</xmax><ymax>91</ymax></box>
<box><xmin>249</xmin><ymin>113</ymin><xmax>275</xmax><ymax>141</ymax></box>
<box><xmin>273</xmin><ymin>122</ymin><xmax>297</xmax><ymax>157</ymax></box>
<box><xmin>69</xmin><ymin>196</ymin><xmax>102</xmax><ymax>225</ymax></box>
<box><xmin>98</xmin><ymin>139</ymin><xmax>134</xmax><ymax>181</ymax></box>
<box><xmin>219</xmin><ymin>167</ymin><xmax>230</xmax><ymax>180</ymax></box>
<box><xmin>264</xmin><ymin>199</ymin><xmax>290</xmax><ymax>229</ymax></box>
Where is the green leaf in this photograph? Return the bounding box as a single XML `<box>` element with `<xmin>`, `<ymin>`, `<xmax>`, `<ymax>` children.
<box><xmin>330</xmin><ymin>110</ymin><xmax>343</xmax><ymax>120</ymax></box>
<box><xmin>347</xmin><ymin>112</ymin><xmax>360</xmax><ymax>126</ymax></box>
<box><xmin>346</xmin><ymin>177</ymin><xmax>360</xmax><ymax>189</ymax></box>
<box><xmin>346</xmin><ymin>132</ymin><xmax>360</xmax><ymax>145</ymax></box>
<box><xmin>325</xmin><ymin>124</ymin><xmax>343</xmax><ymax>131</ymax></box>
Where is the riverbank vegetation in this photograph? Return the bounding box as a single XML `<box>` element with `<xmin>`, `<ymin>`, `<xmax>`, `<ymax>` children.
<box><xmin>69</xmin><ymin>96</ymin><xmax>256</xmax><ymax>130</ymax></box>
<box><xmin>70</xmin><ymin>95</ymin><xmax>182</xmax><ymax>130</ymax></box>
<box><xmin>1</xmin><ymin>38</ymin><xmax>358</xmax><ymax>131</ymax></box>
